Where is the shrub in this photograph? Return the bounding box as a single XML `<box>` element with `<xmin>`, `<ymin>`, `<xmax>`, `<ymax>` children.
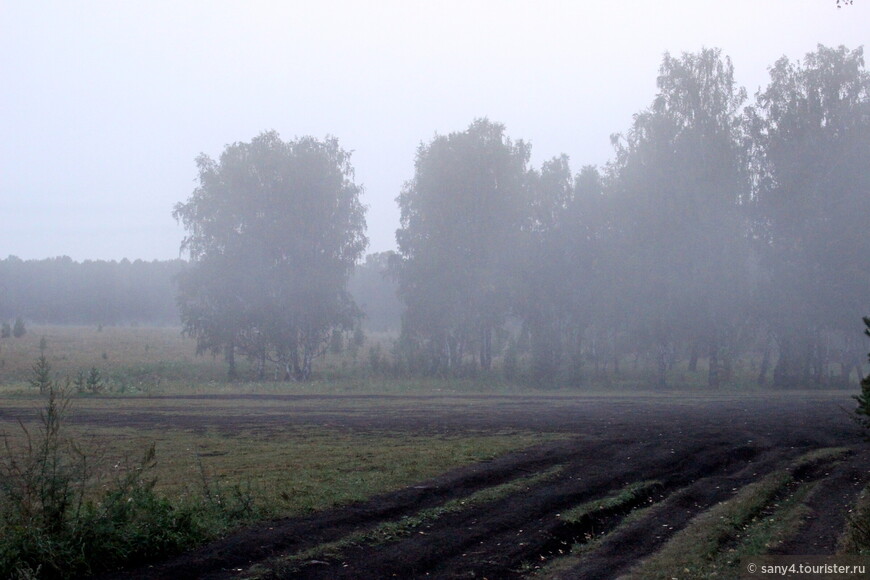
<box><xmin>0</xmin><ymin>381</ymin><xmax>87</xmax><ymax>577</ymax></box>
<box><xmin>0</xmin><ymin>322</ymin><xmax>10</xmax><ymax>338</ymax></box>
<box><xmin>0</xmin><ymin>357</ymin><xmax>265</xmax><ymax>578</ymax></box>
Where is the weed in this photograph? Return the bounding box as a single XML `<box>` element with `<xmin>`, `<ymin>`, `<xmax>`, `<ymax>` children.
<box><xmin>0</xmin><ymin>359</ymin><xmax>266</xmax><ymax>578</ymax></box>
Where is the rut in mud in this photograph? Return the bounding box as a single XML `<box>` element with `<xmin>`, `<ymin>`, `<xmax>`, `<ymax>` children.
<box><xmin>106</xmin><ymin>392</ymin><xmax>868</xmax><ymax>580</ymax></box>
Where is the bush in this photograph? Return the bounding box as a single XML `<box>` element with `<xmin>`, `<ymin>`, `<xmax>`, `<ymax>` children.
<box><xmin>0</xmin><ymin>322</ymin><xmax>10</xmax><ymax>338</ymax></box>
<box><xmin>0</xmin><ymin>358</ymin><xmax>262</xmax><ymax>578</ymax></box>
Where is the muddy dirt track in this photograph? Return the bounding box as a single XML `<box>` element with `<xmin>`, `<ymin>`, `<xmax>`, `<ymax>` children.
<box><xmin>100</xmin><ymin>391</ymin><xmax>868</xmax><ymax>579</ymax></box>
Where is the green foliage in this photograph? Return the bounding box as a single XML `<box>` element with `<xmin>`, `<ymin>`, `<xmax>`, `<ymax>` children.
<box><xmin>610</xmin><ymin>48</ymin><xmax>750</xmax><ymax>389</ymax></box>
<box><xmin>73</xmin><ymin>367</ymin><xmax>104</xmax><ymax>394</ymax></box>
<box><xmin>748</xmin><ymin>45</ymin><xmax>870</xmax><ymax>388</ymax></box>
<box><xmin>174</xmin><ymin>131</ymin><xmax>368</xmax><ymax>381</ymax></box>
<box><xmin>29</xmin><ymin>354</ymin><xmax>53</xmax><ymax>395</ymax></box>
<box><xmin>396</xmin><ymin>118</ymin><xmax>530</xmax><ymax>375</ymax></box>
<box><xmin>1</xmin><ymin>321</ymin><xmax>10</xmax><ymax>338</ymax></box>
<box><xmin>0</xmin><ymin>359</ymin><xmax>265</xmax><ymax>579</ymax></box>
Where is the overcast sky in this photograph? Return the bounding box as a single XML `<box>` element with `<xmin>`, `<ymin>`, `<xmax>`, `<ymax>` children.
<box><xmin>1</xmin><ymin>0</ymin><xmax>867</xmax><ymax>261</ymax></box>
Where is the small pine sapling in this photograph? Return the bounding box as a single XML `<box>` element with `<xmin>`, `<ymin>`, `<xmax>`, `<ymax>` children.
<box><xmin>30</xmin><ymin>353</ymin><xmax>53</xmax><ymax>395</ymax></box>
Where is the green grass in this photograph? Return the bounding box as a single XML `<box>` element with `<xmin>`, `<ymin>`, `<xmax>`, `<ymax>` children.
<box><xmin>0</xmin><ymin>391</ymin><xmax>558</xmax><ymax>578</ymax></box>
<box><xmin>0</xmin><ymin>418</ymin><xmax>555</xmax><ymax>518</ymax></box>
<box><xmin>557</xmin><ymin>480</ymin><xmax>662</xmax><ymax>524</ymax></box>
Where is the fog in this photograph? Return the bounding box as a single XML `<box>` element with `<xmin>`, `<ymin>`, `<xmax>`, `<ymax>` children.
<box><xmin>1</xmin><ymin>2</ymin><xmax>868</xmax><ymax>389</ymax></box>
<box><xmin>1</xmin><ymin>1</ymin><xmax>867</xmax><ymax>260</ymax></box>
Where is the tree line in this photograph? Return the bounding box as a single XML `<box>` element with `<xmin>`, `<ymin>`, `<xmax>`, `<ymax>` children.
<box><xmin>392</xmin><ymin>44</ymin><xmax>870</xmax><ymax>389</ymax></box>
<box><xmin>5</xmin><ymin>44</ymin><xmax>868</xmax><ymax>389</ymax></box>
<box><xmin>0</xmin><ymin>257</ymin><xmax>184</xmax><ymax>325</ymax></box>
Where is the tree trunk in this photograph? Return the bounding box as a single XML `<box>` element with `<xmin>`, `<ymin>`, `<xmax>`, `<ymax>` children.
<box><xmin>688</xmin><ymin>344</ymin><xmax>699</xmax><ymax>372</ymax></box>
<box><xmin>225</xmin><ymin>341</ymin><xmax>237</xmax><ymax>380</ymax></box>
<box><xmin>656</xmin><ymin>344</ymin><xmax>668</xmax><ymax>388</ymax></box>
<box><xmin>708</xmin><ymin>344</ymin><xmax>719</xmax><ymax>389</ymax></box>
<box><xmin>757</xmin><ymin>345</ymin><xmax>770</xmax><ymax>386</ymax></box>
<box><xmin>480</xmin><ymin>325</ymin><xmax>492</xmax><ymax>371</ymax></box>
<box><xmin>722</xmin><ymin>350</ymin><xmax>733</xmax><ymax>384</ymax></box>
<box><xmin>257</xmin><ymin>350</ymin><xmax>266</xmax><ymax>380</ymax></box>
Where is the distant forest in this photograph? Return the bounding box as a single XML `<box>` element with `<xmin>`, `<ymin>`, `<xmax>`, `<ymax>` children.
<box><xmin>0</xmin><ymin>254</ymin><xmax>400</xmax><ymax>330</ymax></box>
<box><xmin>0</xmin><ymin>257</ymin><xmax>184</xmax><ymax>325</ymax></box>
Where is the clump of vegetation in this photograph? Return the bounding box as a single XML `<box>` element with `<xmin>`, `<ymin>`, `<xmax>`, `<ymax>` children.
<box><xmin>0</xmin><ymin>321</ymin><xmax>10</xmax><ymax>338</ymax></box>
<box><xmin>73</xmin><ymin>367</ymin><xmax>105</xmax><ymax>394</ymax></box>
<box><xmin>853</xmin><ymin>317</ymin><xmax>870</xmax><ymax>435</ymax></box>
<box><xmin>0</xmin><ymin>358</ymin><xmax>263</xmax><ymax>579</ymax></box>
<box><xmin>29</xmin><ymin>353</ymin><xmax>53</xmax><ymax>395</ymax></box>
<box><xmin>12</xmin><ymin>317</ymin><xmax>27</xmax><ymax>338</ymax></box>
<box><xmin>842</xmin><ymin>486</ymin><xmax>870</xmax><ymax>555</ymax></box>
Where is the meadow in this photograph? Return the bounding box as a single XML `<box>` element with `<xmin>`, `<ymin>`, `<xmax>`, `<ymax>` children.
<box><xmin>0</xmin><ymin>326</ymin><xmax>867</xmax><ymax>579</ymax></box>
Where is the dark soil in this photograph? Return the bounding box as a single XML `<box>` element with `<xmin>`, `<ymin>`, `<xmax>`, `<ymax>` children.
<box><xmin>94</xmin><ymin>391</ymin><xmax>867</xmax><ymax>579</ymax></box>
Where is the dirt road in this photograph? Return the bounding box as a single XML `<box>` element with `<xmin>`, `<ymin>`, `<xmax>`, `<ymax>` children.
<box><xmin>102</xmin><ymin>391</ymin><xmax>868</xmax><ymax>579</ymax></box>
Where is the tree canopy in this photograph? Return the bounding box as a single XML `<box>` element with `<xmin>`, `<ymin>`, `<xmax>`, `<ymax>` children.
<box><xmin>174</xmin><ymin>131</ymin><xmax>367</xmax><ymax>379</ymax></box>
<box><xmin>395</xmin><ymin>119</ymin><xmax>530</xmax><ymax>374</ymax></box>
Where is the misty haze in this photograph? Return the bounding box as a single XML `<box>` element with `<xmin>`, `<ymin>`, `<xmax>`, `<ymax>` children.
<box><xmin>1</xmin><ymin>2</ymin><xmax>869</xmax><ymax>579</ymax></box>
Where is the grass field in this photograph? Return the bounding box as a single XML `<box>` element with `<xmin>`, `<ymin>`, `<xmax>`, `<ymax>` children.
<box><xmin>0</xmin><ymin>326</ymin><xmax>868</xmax><ymax>579</ymax></box>
<box><xmin>0</xmin><ymin>326</ymin><xmax>564</xmax><ymax>577</ymax></box>
<box><xmin>0</xmin><ymin>400</ymin><xmax>555</xmax><ymax>516</ymax></box>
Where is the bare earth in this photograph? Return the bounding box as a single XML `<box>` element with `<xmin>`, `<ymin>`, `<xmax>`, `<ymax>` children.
<box><xmin>84</xmin><ymin>391</ymin><xmax>867</xmax><ymax>579</ymax></box>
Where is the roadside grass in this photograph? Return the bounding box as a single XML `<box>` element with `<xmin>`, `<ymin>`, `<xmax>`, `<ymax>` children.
<box><xmin>624</xmin><ymin>448</ymin><xmax>850</xmax><ymax>580</ymax></box>
<box><xmin>841</xmin><ymin>484</ymin><xmax>870</xmax><ymax>555</ymax></box>
<box><xmin>248</xmin><ymin>465</ymin><xmax>566</xmax><ymax>579</ymax></box>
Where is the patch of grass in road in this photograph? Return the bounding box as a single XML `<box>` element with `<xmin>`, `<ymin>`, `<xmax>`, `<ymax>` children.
<box><xmin>557</xmin><ymin>480</ymin><xmax>663</xmax><ymax>524</ymax></box>
<box><xmin>625</xmin><ymin>447</ymin><xmax>849</xmax><ymax>580</ymax></box>
<box><xmin>522</xmin><ymin>480</ymin><xmax>663</xmax><ymax>577</ymax></box>
<box><xmin>249</xmin><ymin>465</ymin><xmax>565</xmax><ymax>579</ymax></box>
